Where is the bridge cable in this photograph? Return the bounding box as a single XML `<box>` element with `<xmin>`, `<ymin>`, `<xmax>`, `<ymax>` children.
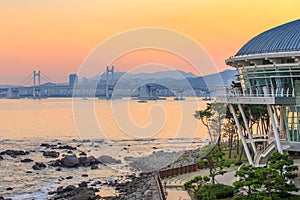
<box><xmin>41</xmin><ymin>73</ymin><xmax>57</xmax><ymax>84</ymax></box>
<box><xmin>18</xmin><ymin>73</ymin><xmax>33</xmax><ymax>86</ymax></box>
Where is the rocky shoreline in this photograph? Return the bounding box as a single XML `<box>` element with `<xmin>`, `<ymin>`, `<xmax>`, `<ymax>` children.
<box><xmin>0</xmin><ymin>139</ymin><xmax>207</xmax><ymax>199</ymax></box>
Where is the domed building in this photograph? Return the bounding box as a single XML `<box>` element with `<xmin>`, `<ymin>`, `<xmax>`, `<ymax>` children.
<box><xmin>217</xmin><ymin>19</ymin><xmax>300</xmax><ymax>166</ymax></box>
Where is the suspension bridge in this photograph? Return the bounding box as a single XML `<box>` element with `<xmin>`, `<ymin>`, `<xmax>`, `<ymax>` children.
<box><xmin>0</xmin><ymin>66</ymin><xmax>211</xmax><ymax>100</ymax></box>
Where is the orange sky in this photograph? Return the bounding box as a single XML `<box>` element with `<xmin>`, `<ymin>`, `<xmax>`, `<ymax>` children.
<box><xmin>0</xmin><ymin>0</ymin><xmax>299</xmax><ymax>84</ymax></box>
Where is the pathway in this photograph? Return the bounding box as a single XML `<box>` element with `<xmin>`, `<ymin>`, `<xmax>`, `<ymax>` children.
<box><xmin>163</xmin><ymin>167</ymin><xmax>238</xmax><ymax>200</ymax></box>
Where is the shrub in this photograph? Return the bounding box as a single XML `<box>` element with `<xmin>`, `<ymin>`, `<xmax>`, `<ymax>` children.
<box><xmin>196</xmin><ymin>183</ymin><xmax>234</xmax><ymax>199</ymax></box>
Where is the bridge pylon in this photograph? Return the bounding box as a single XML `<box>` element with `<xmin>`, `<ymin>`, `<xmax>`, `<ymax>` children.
<box><xmin>106</xmin><ymin>66</ymin><xmax>114</xmax><ymax>99</ymax></box>
<box><xmin>33</xmin><ymin>70</ymin><xmax>41</xmax><ymax>99</ymax></box>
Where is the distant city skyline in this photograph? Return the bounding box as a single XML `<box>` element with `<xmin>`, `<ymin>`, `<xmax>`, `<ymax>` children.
<box><xmin>0</xmin><ymin>0</ymin><xmax>299</xmax><ymax>84</ymax></box>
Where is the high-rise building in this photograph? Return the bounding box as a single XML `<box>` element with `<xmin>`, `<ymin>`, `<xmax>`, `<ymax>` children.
<box><xmin>69</xmin><ymin>74</ymin><xmax>78</xmax><ymax>87</ymax></box>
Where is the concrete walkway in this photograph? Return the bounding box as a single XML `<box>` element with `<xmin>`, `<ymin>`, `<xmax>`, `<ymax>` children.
<box><xmin>163</xmin><ymin>160</ymin><xmax>300</xmax><ymax>199</ymax></box>
<box><xmin>163</xmin><ymin>167</ymin><xmax>238</xmax><ymax>200</ymax></box>
<box><xmin>166</xmin><ymin>190</ymin><xmax>191</xmax><ymax>200</ymax></box>
<box><xmin>215</xmin><ymin>170</ymin><xmax>236</xmax><ymax>186</ymax></box>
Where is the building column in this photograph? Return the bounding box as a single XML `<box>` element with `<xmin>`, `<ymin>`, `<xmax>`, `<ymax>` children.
<box><xmin>267</xmin><ymin>105</ymin><xmax>283</xmax><ymax>154</ymax></box>
<box><xmin>237</xmin><ymin>104</ymin><xmax>257</xmax><ymax>154</ymax></box>
<box><xmin>229</xmin><ymin>104</ymin><xmax>254</xmax><ymax>165</ymax></box>
<box><xmin>279</xmin><ymin>105</ymin><xmax>285</xmax><ymax>139</ymax></box>
<box><xmin>272</xmin><ymin>105</ymin><xmax>280</xmax><ymax>127</ymax></box>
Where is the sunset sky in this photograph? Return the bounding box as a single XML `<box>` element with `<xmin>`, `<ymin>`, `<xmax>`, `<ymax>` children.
<box><xmin>0</xmin><ymin>0</ymin><xmax>299</xmax><ymax>84</ymax></box>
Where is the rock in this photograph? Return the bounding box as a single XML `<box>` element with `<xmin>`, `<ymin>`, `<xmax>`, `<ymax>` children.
<box><xmin>56</xmin><ymin>168</ymin><xmax>62</xmax><ymax>171</ymax></box>
<box><xmin>97</xmin><ymin>155</ymin><xmax>121</xmax><ymax>164</ymax></box>
<box><xmin>79</xmin><ymin>156</ymin><xmax>87</xmax><ymax>165</ymax></box>
<box><xmin>43</xmin><ymin>151</ymin><xmax>59</xmax><ymax>158</ymax></box>
<box><xmin>48</xmin><ymin>159</ymin><xmax>62</xmax><ymax>167</ymax></box>
<box><xmin>64</xmin><ymin>185</ymin><xmax>76</xmax><ymax>191</ymax></box>
<box><xmin>79</xmin><ymin>181</ymin><xmax>88</xmax><ymax>187</ymax></box>
<box><xmin>80</xmin><ymin>156</ymin><xmax>99</xmax><ymax>166</ymax></box>
<box><xmin>6</xmin><ymin>187</ymin><xmax>13</xmax><ymax>191</ymax></box>
<box><xmin>61</xmin><ymin>154</ymin><xmax>80</xmax><ymax>168</ymax></box>
<box><xmin>41</xmin><ymin>143</ymin><xmax>51</xmax><ymax>148</ymax></box>
<box><xmin>56</xmin><ymin>186</ymin><xmax>64</xmax><ymax>193</ymax></box>
<box><xmin>0</xmin><ymin>155</ymin><xmax>3</xmax><ymax>160</ymax></box>
<box><xmin>87</xmin><ymin>156</ymin><xmax>98</xmax><ymax>164</ymax></box>
<box><xmin>79</xmin><ymin>152</ymin><xmax>87</xmax><ymax>156</ymax></box>
<box><xmin>66</xmin><ymin>176</ymin><xmax>73</xmax><ymax>180</ymax></box>
<box><xmin>58</xmin><ymin>145</ymin><xmax>77</xmax><ymax>150</ymax></box>
<box><xmin>91</xmin><ymin>183</ymin><xmax>96</xmax><ymax>187</ymax></box>
<box><xmin>91</xmin><ymin>165</ymin><xmax>98</xmax><ymax>170</ymax></box>
<box><xmin>0</xmin><ymin>150</ymin><xmax>29</xmax><ymax>157</ymax></box>
<box><xmin>144</xmin><ymin>189</ymin><xmax>152</xmax><ymax>198</ymax></box>
<box><xmin>49</xmin><ymin>185</ymin><xmax>100</xmax><ymax>200</ymax></box>
<box><xmin>32</xmin><ymin>162</ymin><xmax>47</xmax><ymax>170</ymax></box>
<box><xmin>82</xmin><ymin>174</ymin><xmax>88</xmax><ymax>177</ymax></box>
<box><xmin>26</xmin><ymin>171</ymin><xmax>33</xmax><ymax>173</ymax></box>
<box><xmin>20</xmin><ymin>158</ymin><xmax>34</xmax><ymax>163</ymax></box>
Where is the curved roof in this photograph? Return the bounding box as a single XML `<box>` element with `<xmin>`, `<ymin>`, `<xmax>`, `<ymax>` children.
<box><xmin>236</xmin><ymin>19</ymin><xmax>300</xmax><ymax>56</ymax></box>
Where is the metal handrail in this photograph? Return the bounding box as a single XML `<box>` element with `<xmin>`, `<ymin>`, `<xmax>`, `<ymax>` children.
<box><xmin>156</xmin><ymin>173</ymin><xmax>167</xmax><ymax>200</ymax></box>
<box><xmin>254</xmin><ymin>140</ymin><xmax>275</xmax><ymax>165</ymax></box>
<box><xmin>216</xmin><ymin>86</ymin><xmax>295</xmax><ymax>98</ymax></box>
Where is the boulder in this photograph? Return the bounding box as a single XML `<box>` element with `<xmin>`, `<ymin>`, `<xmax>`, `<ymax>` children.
<box><xmin>57</xmin><ymin>186</ymin><xmax>64</xmax><ymax>193</ymax></box>
<box><xmin>79</xmin><ymin>181</ymin><xmax>88</xmax><ymax>188</ymax></box>
<box><xmin>21</xmin><ymin>158</ymin><xmax>34</xmax><ymax>163</ymax></box>
<box><xmin>49</xmin><ymin>185</ymin><xmax>100</xmax><ymax>200</ymax></box>
<box><xmin>97</xmin><ymin>155</ymin><xmax>121</xmax><ymax>164</ymax></box>
<box><xmin>91</xmin><ymin>165</ymin><xmax>98</xmax><ymax>170</ymax></box>
<box><xmin>0</xmin><ymin>150</ymin><xmax>29</xmax><ymax>157</ymax></box>
<box><xmin>40</xmin><ymin>143</ymin><xmax>51</xmax><ymax>148</ymax></box>
<box><xmin>48</xmin><ymin>159</ymin><xmax>61</xmax><ymax>167</ymax></box>
<box><xmin>61</xmin><ymin>155</ymin><xmax>80</xmax><ymax>168</ymax></box>
<box><xmin>43</xmin><ymin>151</ymin><xmax>59</xmax><ymax>158</ymax></box>
<box><xmin>64</xmin><ymin>185</ymin><xmax>76</xmax><ymax>192</ymax></box>
<box><xmin>32</xmin><ymin>162</ymin><xmax>47</xmax><ymax>170</ymax></box>
<box><xmin>58</xmin><ymin>145</ymin><xmax>77</xmax><ymax>150</ymax></box>
<box><xmin>80</xmin><ymin>156</ymin><xmax>98</xmax><ymax>166</ymax></box>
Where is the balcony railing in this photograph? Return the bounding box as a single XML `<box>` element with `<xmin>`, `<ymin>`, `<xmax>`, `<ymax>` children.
<box><xmin>216</xmin><ymin>86</ymin><xmax>295</xmax><ymax>98</ymax></box>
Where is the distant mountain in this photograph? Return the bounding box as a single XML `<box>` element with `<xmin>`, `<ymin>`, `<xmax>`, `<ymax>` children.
<box><xmin>89</xmin><ymin>70</ymin><xmax>196</xmax><ymax>82</ymax></box>
<box><xmin>122</xmin><ymin>70</ymin><xmax>197</xmax><ymax>80</ymax></box>
<box><xmin>186</xmin><ymin>69</ymin><xmax>237</xmax><ymax>88</ymax></box>
<box><xmin>1</xmin><ymin>69</ymin><xmax>237</xmax><ymax>89</ymax></box>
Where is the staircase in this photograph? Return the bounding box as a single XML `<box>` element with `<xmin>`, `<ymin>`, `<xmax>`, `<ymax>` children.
<box><xmin>254</xmin><ymin>140</ymin><xmax>276</xmax><ymax>166</ymax></box>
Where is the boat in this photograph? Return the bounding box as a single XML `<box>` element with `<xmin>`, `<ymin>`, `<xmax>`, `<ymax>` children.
<box><xmin>138</xmin><ymin>100</ymin><xmax>148</xmax><ymax>103</ymax></box>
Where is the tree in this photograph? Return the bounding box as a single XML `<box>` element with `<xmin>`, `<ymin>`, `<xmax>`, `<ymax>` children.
<box><xmin>194</xmin><ymin>103</ymin><xmax>226</xmax><ymax>146</ymax></box>
<box><xmin>209</xmin><ymin>103</ymin><xmax>226</xmax><ymax>147</ymax></box>
<box><xmin>198</xmin><ymin>148</ymin><xmax>229</xmax><ymax>184</ymax></box>
<box><xmin>183</xmin><ymin>175</ymin><xmax>209</xmax><ymax>192</ymax></box>
<box><xmin>233</xmin><ymin>165</ymin><xmax>260</xmax><ymax>196</ymax></box>
<box><xmin>233</xmin><ymin>152</ymin><xmax>299</xmax><ymax>199</ymax></box>
<box><xmin>268</xmin><ymin>152</ymin><xmax>299</xmax><ymax>196</ymax></box>
<box><xmin>194</xmin><ymin>103</ymin><xmax>213</xmax><ymax>142</ymax></box>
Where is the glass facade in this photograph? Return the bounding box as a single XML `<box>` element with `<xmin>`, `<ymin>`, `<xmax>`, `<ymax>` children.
<box><xmin>238</xmin><ymin>64</ymin><xmax>300</xmax><ymax>143</ymax></box>
<box><xmin>239</xmin><ymin>64</ymin><xmax>299</xmax><ymax>97</ymax></box>
<box><xmin>284</xmin><ymin>106</ymin><xmax>300</xmax><ymax>142</ymax></box>
<box><xmin>224</xmin><ymin>19</ymin><xmax>300</xmax><ymax>155</ymax></box>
